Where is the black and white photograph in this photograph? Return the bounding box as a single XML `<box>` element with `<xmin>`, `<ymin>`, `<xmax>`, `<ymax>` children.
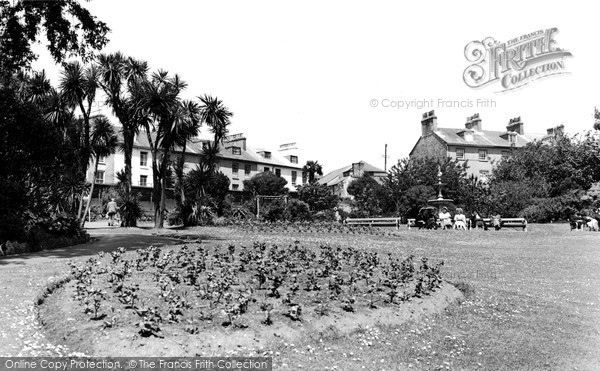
<box><xmin>1</xmin><ymin>1</ymin><xmax>599</xmax><ymax>370</ymax></box>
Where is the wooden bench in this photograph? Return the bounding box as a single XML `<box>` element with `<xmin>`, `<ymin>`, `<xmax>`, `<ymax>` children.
<box><xmin>345</xmin><ymin>217</ymin><xmax>401</xmax><ymax>230</ymax></box>
<box><xmin>481</xmin><ymin>217</ymin><xmax>527</xmax><ymax>231</ymax></box>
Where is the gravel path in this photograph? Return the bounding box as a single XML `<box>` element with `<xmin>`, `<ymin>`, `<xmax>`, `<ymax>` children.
<box><xmin>0</xmin><ymin>226</ymin><xmax>182</xmax><ymax>357</ymax></box>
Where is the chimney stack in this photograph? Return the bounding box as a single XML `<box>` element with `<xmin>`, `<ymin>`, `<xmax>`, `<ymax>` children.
<box><xmin>465</xmin><ymin>113</ymin><xmax>482</xmax><ymax>131</ymax></box>
<box><xmin>421</xmin><ymin>110</ymin><xmax>438</xmax><ymax>137</ymax></box>
<box><xmin>224</xmin><ymin>133</ymin><xmax>247</xmax><ymax>150</ymax></box>
<box><xmin>506</xmin><ymin>117</ymin><xmax>524</xmax><ymax>135</ymax></box>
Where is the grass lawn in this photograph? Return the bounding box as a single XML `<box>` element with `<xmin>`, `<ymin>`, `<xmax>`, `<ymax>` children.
<box><xmin>177</xmin><ymin>223</ymin><xmax>600</xmax><ymax>370</ymax></box>
<box><xmin>38</xmin><ymin>223</ymin><xmax>600</xmax><ymax>370</ymax></box>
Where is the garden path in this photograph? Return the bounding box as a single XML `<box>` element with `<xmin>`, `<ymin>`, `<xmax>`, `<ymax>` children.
<box><xmin>0</xmin><ymin>225</ymin><xmax>181</xmax><ymax>356</ymax></box>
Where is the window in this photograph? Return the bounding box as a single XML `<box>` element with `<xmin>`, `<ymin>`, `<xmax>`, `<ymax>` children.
<box><xmin>264</xmin><ymin>167</ymin><xmax>270</xmax><ymax>172</ymax></box>
<box><xmin>262</xmin><ymin>151</ymin><xmax>271</xmax><ymax>159</ymax></box>
<box><xmin>275</xmin><ymin>168</ymin><xmax>281</xmax><ymax>177</ymax></box>
<box><xmin>98</xmin><ymin>156</ymin><xmax>106</xmax><ymax>164</ymax></box>
<box><xmin>244</xmin><ymin>164</ymin><xmax>251</xmax><ymax>175</ymax></box>
<box><xmin>232</xmin><ymin>147</ymin><xmax>241</xmax><ymax>155</ymax></box>
<box><xmin>232</xmin><ymin>163</ymin><xmax>239</xmax><ymax>178</ymax></box>
<box><xmin>508</xmin><ymin>133</ymin><xmax>517</xmax><ymax>145</ymax></box>
<box><xmin>94</xmin><ymin>171</ymin><xmax>105</xmax><ymax>184</ymax></box>
<box><xmin>202</xmin><ymin>142</ymin><xmax>209</xmax><ymax>150</ymax></box>
<box><xmin>302</xmin><ymin>172</ymin><xmax>308</xmax><ymax>184</ymax></box>
<box><xmin>292</xmin><ymin>171</ymin><xmax>297</xmax><ymax>185</ymax></box>
<box><xmin>290</xmin><ymin>155</ymin><xmax>298</xmax><ymax>164</ymax></box>
<box><xmin>456</xmin><ymin>148</ymin><xmax>465</xmax><ymax>160</ymax></box>
<box><xmin>232</xmin><ymin>184</ymin><xmax>239</xmax><ymax>190</ymax></box>
<box><xmin>478</xmin><ymin>149</ymin><xmax>488</xmax><ymax>161</ymax></box>
<box><xmin>501</xmin><ymin>150</ymin><xmax>509</xmax><ymax>159</ymax></box>
<box><xmin>140</xmin><ymin>152</ymin><xmax>148</xmax><ymax>167</ymax></box>
<box><xmin>139</xmin><ymin>175</ymin><xmax>147</xmax><ymax>187</ymax></box>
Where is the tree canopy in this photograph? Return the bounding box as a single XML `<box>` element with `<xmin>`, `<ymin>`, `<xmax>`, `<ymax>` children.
<box><xmin>243</xmin><ymin>171</ymin><xmax>288</xmax><ymax>197</ymax></box>
<box><xmin>0</xmin><ymin>0</ymin><xmax>109</xmax><ymax>74</ymax></box>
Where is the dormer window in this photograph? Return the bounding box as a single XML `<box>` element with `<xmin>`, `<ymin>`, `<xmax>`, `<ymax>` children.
<box><xmin>232</xmin><ymin>146</ymin><xmax>241</xmax><ymax>155</ymax></box>
<box><xmin>202</xmin><ymin>142</ymin><xmax>209</xmax><ymax>150</ymax></box>
<box><xmin>290</xmin><ymin>155</ymin><xmax>298</xmax><ymax>164</ymax></box>
<box><xmin>508</xmin><ymin>133</ymin><xmax>517</xmax><ymax>145</ymax></box>
<box><xmin>261</xmin><ymin>151</ymin><xmax>271</xmax><ymax>159</ymax></box>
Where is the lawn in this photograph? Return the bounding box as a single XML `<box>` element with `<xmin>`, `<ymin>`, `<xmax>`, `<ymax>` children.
<box><xmin>38</xmin><ymin>223</ymin><xmax>600</xmax><ymax>370</ymax></box>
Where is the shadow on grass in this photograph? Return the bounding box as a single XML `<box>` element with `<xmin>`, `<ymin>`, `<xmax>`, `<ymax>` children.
<box><xmin>0</xmin><ymin>232</ymin><xmax>223</xmax><ymax>266</ymax></box>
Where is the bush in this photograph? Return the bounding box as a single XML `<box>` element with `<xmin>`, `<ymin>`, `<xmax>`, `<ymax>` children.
<box><xmin>118</xmin><ymin>192</ymin><xmax>143</xmax><ymax>227</ymax></box>
<box><xmin>286</xmin><ymin>200</ymin><xmax>312</xmax><ymax>221</ymax></box>
<box><xmin>520</xmin><ymin>191</ymin><xmax>591</xmax><ymax>222</ymax></box>
<box><xmin>297</xmin><ymin>183</ymin><xmax>338</xmax><ymax>212</ymax></box>
<box><xmin>263</xmin><ymin>204</ymin><xmax>286</xmax><ymax>223</ymax></box>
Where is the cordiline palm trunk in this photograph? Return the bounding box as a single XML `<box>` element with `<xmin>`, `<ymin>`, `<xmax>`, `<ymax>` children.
<box><xmin>81</xmin><ymin>156</ymin><xmax>99</xmax><ymax>228</ymax></box>
<box><xmin>123</xmin><ymin>129</ymin><xmax>134</xmax><ymax>195</ymax></box>
<box><xmin>179</xmin><ymin>142</ymin><xmax>187</xmax><ymax>205</ymax></box>
<box><xmin>155</xmin><ymin>147</ymin><xmax>170</xmax><ymax>228</ymax></box>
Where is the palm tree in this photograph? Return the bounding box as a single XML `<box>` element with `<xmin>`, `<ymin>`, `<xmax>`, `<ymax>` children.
<box><xmin>198</xmin><ymin>94</ymin><xmax>233</xmax><ymax>173</ymax></box>
<box><xmin>59</xmin><ymin>61</ymin><xmax>99</xmax><ymax>164</ymax></box>
<box><xmin>19</xmin><ymin>70</ymin><xmax>52</xmax><ymax>104</ymax></box>
<box><xmin>81</xmin><ymin>116</ymin><xmax>118</xmax><ymax>227</ymax></box>
<box><xmin>59</xmin><ymin>61</ymin><xmax>100</xmax><ymax>219</ymax></box>
<box><xmin>97</xmin><ymin>52</ymin><xmax>148</xmax><ymax>194</ymax></box>
<box><xmin>302</xmin><ymin>160</ymin><xmax>323</xmax><ymax>184</ymax></box>
<box><xmin>97</xmin><ymin>52</ymin><xmax>148</xmax><ymax>226</ymax></box>
<box><xmin>173</xmin><ymin>100</ymin><xmax>202</xmax><ymax>204</ymax></box>
<box><xmin>134</xmin><ymin>70</ymin><xmax>200</xmax><ymax>228</ymax></box>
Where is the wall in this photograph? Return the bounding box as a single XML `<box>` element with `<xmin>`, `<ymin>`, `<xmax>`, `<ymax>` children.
<box><xmin>447</xmin><ymin>145</ymin><xmax>508</xmax><ymax>180</ymax></box>
<box><xmin>410</xmin><ymin>134</ymin><xmax>447</xmax><ymax>161</ymax></box>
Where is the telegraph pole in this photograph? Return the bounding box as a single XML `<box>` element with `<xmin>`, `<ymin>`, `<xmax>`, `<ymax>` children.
<box><xmin>382</xmin><ymin>144</ymin><xmax>389</xmax><ymax>171</ymax></box>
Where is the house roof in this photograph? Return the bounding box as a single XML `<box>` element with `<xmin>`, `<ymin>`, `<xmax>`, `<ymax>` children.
<box><xmin>319</xmin><ymin>161</ymin><xmax>386</xmax><ymax>187</ymax></box>
<box><xmin>434</xmin><ymin>128</ymin><xmax>544</xmax><ymax>148</ymax></box>
<box><xmin>212</xmin><ymin>145</ymin><xmax>302</xmax><ymax>169</ymax></box>
<box><xmin>117</xmin><ymin>129</ymin><xmax>301</xmax><ymax>169</ymax></box>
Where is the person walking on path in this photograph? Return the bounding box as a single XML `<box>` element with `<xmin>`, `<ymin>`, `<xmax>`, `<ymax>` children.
<box><xmin>106</xmin><ymin>198</ymin><xmax>119</xmax><ymax>227</ymax></box>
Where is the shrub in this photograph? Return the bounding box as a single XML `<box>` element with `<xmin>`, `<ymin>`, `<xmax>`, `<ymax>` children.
<box><xmin>118</xmin><ymin>192</ymin><xmax>143</xmax><ymax>227</ymax></box>
<box><xmin>263</xmin><ymin>204</ymin><xmax>286</xmax><ymax>222</ymax></box>
<box><xmin>286</xmin><ymin>200</ymin><xmax>312</xmax><ymax>221</ymax></box>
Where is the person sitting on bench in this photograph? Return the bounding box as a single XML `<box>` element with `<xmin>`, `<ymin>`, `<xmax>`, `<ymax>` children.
<box><xmin>439</xmin><ymin>207</ymin><xmax>452</xmax><ymax>230</ymax></box>
<box><xmin>491</xmin><ymin>213</ymin><xmax>502</xmax><ymax>231</ymax></box>
<box><xmin>453</xmin><ymin>208</ymin><xmax>467</xmax><ymax>230</ymax></box>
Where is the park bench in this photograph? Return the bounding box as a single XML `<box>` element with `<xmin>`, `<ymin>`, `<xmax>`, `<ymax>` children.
<box><xmin>481</xmin><ymin>217</ymin><xmax>528</xmax><ymax>231</ymax></box>
<box><xmin>345</xmin><ymin>217</ymin><xmax>401</xmax><ymax>230</ymax></box>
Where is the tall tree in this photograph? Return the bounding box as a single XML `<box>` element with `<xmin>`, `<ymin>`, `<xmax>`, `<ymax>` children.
<box><xmin>174</xmin><ymin>100</ymin><xmax>202</xmax><ymax>205</ymax></box>
<box><xmin>81</xmin><ymin>116</ymin><xmax>117</xmax><ymax>227</ymax></box>
<box><xmin>198</xmin><ymin>94</ymin><xmax>233</xmax><ymax>173</ymax></box>
<box><xmin>97</xmin><ymin>52</ymin><xmax>148</xmax><ymax>227</ymax></box>
<box><xmin>59</xmin><ymin>61</ymin><xmax>100</xmax><ymax>218</ymax></box>
<box><xmin>0</xmin><ymin>0</ymin><xmax>109</xmax><ymax>75</ymax></box>
<box><xmin>134</xmin><ymin>70</ymin><xmax>200</xmax><ymax>228</ymax></box>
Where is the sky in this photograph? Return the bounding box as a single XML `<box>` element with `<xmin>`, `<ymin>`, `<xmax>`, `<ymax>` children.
<box><xmin>32</xmin><ymin>0</ymin><xmax>600</xmax><ymax>174</ymax></box>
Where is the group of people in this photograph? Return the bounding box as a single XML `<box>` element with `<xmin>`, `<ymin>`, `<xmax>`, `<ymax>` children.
<box><xmin>419</xmin><ymin>207</ymin><xmax>500</xmax><ymax>230</ymax></box>
<box><xmin>569</xmin><ymin>211</ymin><xmax>600</xmax><ymax>231</ymax></box>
